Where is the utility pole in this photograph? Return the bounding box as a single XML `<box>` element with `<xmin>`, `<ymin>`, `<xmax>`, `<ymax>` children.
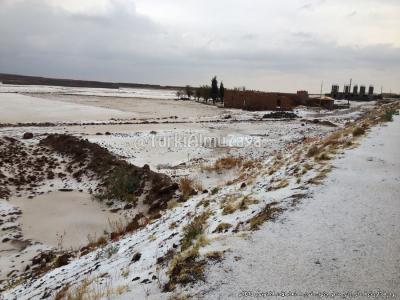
<box><xmin>319</xmin><ymin>80</ymin><xmax>323</xmax><ymax>109</ymax></box>
<box><xmin>320</xmin><ymin>80</ymin><xmax>324</xmax><ymax>98</ymax></box>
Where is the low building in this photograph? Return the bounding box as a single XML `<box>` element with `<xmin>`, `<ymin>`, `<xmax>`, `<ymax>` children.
<box><xmin>307</xmin><ymin>97</ymin><xmax>335</xmax><ymax>110</ymax></box>
<box><xmin>224</xmin><ymin>90</ymin><xmax>309</xmax><ymax>111</ymax></box>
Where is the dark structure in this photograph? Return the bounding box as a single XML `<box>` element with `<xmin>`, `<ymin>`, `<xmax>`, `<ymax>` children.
<box><xmin>353</xmin><ymin>85</ymin><xmax>358</xmax><ymax>95</ymax></box>
<box><xmin>360</xmin><ymin>85</ymin><xmax>366</xmax><ymax>96</ymax></box>
<box><xmin>368</xmin><ymin>86</ymin><xmax>374</xmax><ymax>96</ymax></box>
<box><xmin>329</xmin><ymin>83</ymin><xmax>381</xmax><ymax>101</ymax></box>
<box><xmin>223</xmin><ymin>90</ymin><xmax>331</xmax><ymax>111</ymax></box>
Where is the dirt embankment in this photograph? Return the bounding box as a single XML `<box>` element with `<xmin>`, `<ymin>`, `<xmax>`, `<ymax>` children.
<box><xmin>0</xmin><ymin>134</ymin><xmax>179</xmax><ymax>289</ymax></box>
<box><xmin>0</xmin><ymin>136</ymin><xmax>58</xmax><ymax>199</ymax></box>
<box><xmin>39</xmin><ymin>134</ymin><xmax>178</xmax><ymax>212</ymax></box>
<box><xmin>1</xmin><ymin>134</ymin><xmax>178</xmax><ymax>213</ymax></box>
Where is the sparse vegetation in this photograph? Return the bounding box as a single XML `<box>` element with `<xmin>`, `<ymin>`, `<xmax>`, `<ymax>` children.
<box><xmin>167</xmin><ymin>199</ymin><xmax>179</xmax><ymax>209</ymax></box>
<box><xmin>108</xmin><ymin>218</ymin><xmax>126</xmax><ymax>237</ymax></box>
<box><xmin>193</xmin><ymin>180</ymin><xmax>204</xmax><ymax>192</ymax></box>
<box><xmin>202</xmin><ymin>156</ymin><xmax>242</xmax><ymax>172</ymax></box>
<box><xmin>308</xmin><ymin>166</ymin><xmax>332</xmax><ymax>185</ymax></box>
<box><xmin>249</xmin><ymin>202</ymin><xmax>284</xmax><ymax>230</ymax></box>
<box><xmin>213</xmin><ymin>222</ymin><xmax>233</xmax><ymax>233</ymax></box>
<box><xmin>211</xmin><ymin>187</ymin><xmax>219</xmax><ymax>195</ymax></box>
<box><xmin>55</xmin><ymin>277</ymin><xmax>128</xmax><ymax>300</ymax></box>
<box><xmin>205</xmin><ymin>251</ymin><xmax>224</xmax><ymax>261</ymax></box>
<box><xmin>268</xmin><ymin>178</ymin><xmax>289</xmax><ymax>191</ymax></box>
<box><xmin>95</xmin><ymin>167</ymin><xmax>141</xmax><ymax>203</ymax></box>
<box><xmin>168</xmin><ymin>293</ymin><xmax>189</xmax><ymax>300</ymax></box>
<box><xmin>121</xmin><ymin>268</ymin><xmax>130</xmax><ymax>278</ymax></box>
<box><xmin>316</xmin><ymin>152</ymin><xmax>331</xmax><ymax>161</ymax></box>
<box><xmin>322</xmin><ymin>131</ymin><xmax>342</xmax><ymax>147</ymax></box>
<box><xmin>181</xmin><ymin>211</ymin><xmax>210</xmax><ymax>251</ymax></box>
<box><xmin>86</xmin><ymin>234</ymin><xmax>108</xmax><ymax>249</ymax></box>
<box><xmin>381</xmin><ymin>108</ymin><xmax>398</xmax><ymax>122</ymax></box>
<box><xmin>179</xmin><ymin>177</ymin><xmax>196</xmax><ymax>200</ymax></box>
<box><xmin>352</xmin><ymin>126</ymin><xmax>366</xmax><ymax>137</ymax></box>
<box><xmin>169</xmin><ymin>221</ymin><xmax>177</xmax><ymax>229</ymax></box>
<box><xmin>307</xmin><ymin>145</ymin><xmax>320</xmax><ymax>157</ymax></box>
<box><xmin>220</xmin><ymin>194</ymin><xmax>258</xmax><ymax>215</ymax></box>
<box><xmin>240</xmin><ymin>160</ymin><xmax>259</xmax><ymax>171</ymax></box>
<box><xmin>165</xmin><ymin>245</ymin><xmax>206</xmax><ymax>292</ymax></box>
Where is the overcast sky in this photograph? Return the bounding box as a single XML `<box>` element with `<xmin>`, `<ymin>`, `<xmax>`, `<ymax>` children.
<box><xmin>0</xmin><ymin>0</ymin><xmax>399</xmax><ymax>93</ymax></box>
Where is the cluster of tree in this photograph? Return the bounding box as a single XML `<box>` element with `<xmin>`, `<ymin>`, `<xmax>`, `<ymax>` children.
<box><xmin>176</xmin><ymin>76</ymin><xmax>225</xmax><ymax>104</ymax></box>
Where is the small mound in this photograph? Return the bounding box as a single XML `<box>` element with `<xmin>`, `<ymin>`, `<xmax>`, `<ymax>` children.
<box><xmin>39</xmin><ymin>134</ymin><xmax>179</xmax><ymax>211</ymax></box>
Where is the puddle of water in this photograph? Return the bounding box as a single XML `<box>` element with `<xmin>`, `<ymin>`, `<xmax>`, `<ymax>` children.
<box><xmin>9</xmin><ymin>191</ymin><xmax>122</xmax><ymax>249</ymax></box>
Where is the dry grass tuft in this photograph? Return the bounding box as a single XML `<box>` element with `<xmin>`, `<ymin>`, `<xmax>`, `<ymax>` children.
<box><xmin>306</xmin><ymin>145</ymin><xmax>320</xmax><ymax>157</ymax></box>
<box><xmin>267</xmin><ymin>157</ymin><xmax>285</xmax><ymax>175</ymax></box>
<box><xmin>168</xmin><ymin>294</ymin><xmax>189</xmax><ymax>300</ymax></box>
<box><xmin>322</xmin><ymin>131</ymin><xmax>342</xmax><ymax>147</ymax></box>
<box><xmin>193</xmin><ymin>180</ymin><xmax>204</xmax><ymax>192</ymax></box>
<box><xmin>308</xmin><ymin>166</ymin><xmax>333</xmax><ymax>185</ymax></box>
<box><xmin>86</xmin><ymin>234</ymin><xmax>108</xmax><ymax>250</ymax></box>
<box><xmin>220</xmin><ymin>194</ymin><xmax>258</xmax><ymax>215</ymax></box>
<box><xmin>240</xmin><ymin>160</ymin><xmax>260</xmax><ymax>171</ymax></box>
<box><xmin>56</xmin><ymin>277</ymin><xmax>129</xmax><ymax>300</ymax></box>
<box><xmin>202</xmin><ymin>156</ymin><xmax>242</xmax><ymax>172</ymax></box>
<box><xmin>213</xmin><ymin>222</ymin><xmax>233</xmax><ymax>233</ymax></box>
<box><xmin>62</xmin><ymin>278</ymin><xmax>92</xmax><ymax>300</ymax></box>
<box><xmin>268</xmin><ymin>178</ymin><xmax>289</xmax><ymax>191</ymax></box>
<box><xmin>181</xmin><ymin>211</ymin><xmax>210</xmax><ymax>251</ymax></box>
<box><xmin>302</xmin><ymin>162</ymin><xmax>313</xmax><ymax>174</ymax></box>
<box><xmin>205</xmin><ymin>251</ymin><xmax>224</xmax><ymax>262</ymax></box>
<box><xmin>54</xmin><ymin>284</ymin><xmax>71</xmax><ymax>300</ymax></box>
<box><xmin>249</xmin><ymin>202</ymin><xmax>284</xmax><ymax>230</ymax></box>
<box><xmin>165</xmin><ymin>245</ymin><xmax>206</xmax><ymax>292</ymax></box>
<box><xmin>316</xmin><ymin>152</ymin><xmax>331</xmax><ymax>161</ymax></box>
<box><xmin>167</xmin><ymin>199</ymin><xmax>179</xmax><ymax>209</ymax></box>
<box><xmin>108</xmin><ymin>218</ymin><xmax>127</xmax><ymax>239</ymax></box>
<box><xmin>352</xmin><ymin>126</ymin><xmax>366</xmax><ymax>137</ymax></box>
<box><xmin>179</xmin><ymin>177</ymin><xmax>195</xmax><ymax>200</ymax></box>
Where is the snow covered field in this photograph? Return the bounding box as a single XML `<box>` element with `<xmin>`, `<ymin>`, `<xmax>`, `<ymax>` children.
<box><xmin>194</xmin><ymin>115</ymin><xmax>400</xmax><ymax>299</ymax></box>
<box><xmin>0</xmin><ymin>93</ymin><xmax>133</xmax><ymax>123</ymax></box>
<box><xmin>0</xmin><ymin>85</ymin><xmax>398</xmax><ymax>299</ymax></box>
<box><xmin>0</xmin><ymin>84</ymin><xmax>178</xmax><ymax>99</ymax></box>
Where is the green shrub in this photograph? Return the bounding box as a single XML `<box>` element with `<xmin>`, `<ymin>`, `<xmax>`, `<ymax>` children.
<box><xmin>382</xmin><ymin>108</ymin><xmax>398</xmax><ymax>122</ymax></box>
<box><xmin>96</xmin><ymin>167</ymin><xmax>141</xmax><ymax>202</ymax></box>
<box><xmin>211</xmin><ymin>187</ymin><xmax>219</xmax><ymax>195</ymax></box>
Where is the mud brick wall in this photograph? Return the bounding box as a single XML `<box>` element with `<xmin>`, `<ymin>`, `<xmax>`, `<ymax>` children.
<box><xmin>224</xmin><ymin>90</ymin><xmax>307</xmax><ymax>111</ymax></box>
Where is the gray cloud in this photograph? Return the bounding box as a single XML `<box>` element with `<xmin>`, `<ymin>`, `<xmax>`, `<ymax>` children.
<box><xmin>0</xmin><ymin>0</ymin><xmax>399</xmax><ymax>92</ymax></box>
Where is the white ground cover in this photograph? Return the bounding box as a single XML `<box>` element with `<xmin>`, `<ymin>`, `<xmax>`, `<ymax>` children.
<box><xmin>187</xmin><ymin>115</ymin><xmax>400</xmax><ymax>299</ymax></box>
<box><xmin>0</xmin><ymin>84</ymin><xmax>178</xmax><ymax>100</ymax></box>
<box><xmin>3</xmin><ymin>113</ymin><xmax>396</xmax><ymax>299</ymax></box>
<box><xmin>0</xmin><ymin>93</ymin><xmax>133</xmax><ymax>123</ymax></box>
<box><xmin>1</xmin><ymin>87</ymin><xmax>394</xmax><ymax>299</ymax></box>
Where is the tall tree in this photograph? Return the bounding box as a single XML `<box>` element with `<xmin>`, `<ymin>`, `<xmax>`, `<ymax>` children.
<box><xmin>219</xmin><ymin>82</ymin><xmax>225</xmax><ymax>102</ymax></box>
<box><xmin>211</xmin><ymin>76</ymin><xmax>219</xmax><ymax>104</ymax></box>
<box><xmin>199</xmin><ymin>85</ymin><xmax>211</xmax><ymax>102</ymax></box>
<box><xmin>185</xmin><ymin>85</ymin><xmax>193</xmax><ymax>99</ymax></box>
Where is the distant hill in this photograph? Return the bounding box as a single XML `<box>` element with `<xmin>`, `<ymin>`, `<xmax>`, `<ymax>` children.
<box><xmin>0</xmin><ymin>73</ymin><xmax>183</xmax><ymax>90</ymax></box>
